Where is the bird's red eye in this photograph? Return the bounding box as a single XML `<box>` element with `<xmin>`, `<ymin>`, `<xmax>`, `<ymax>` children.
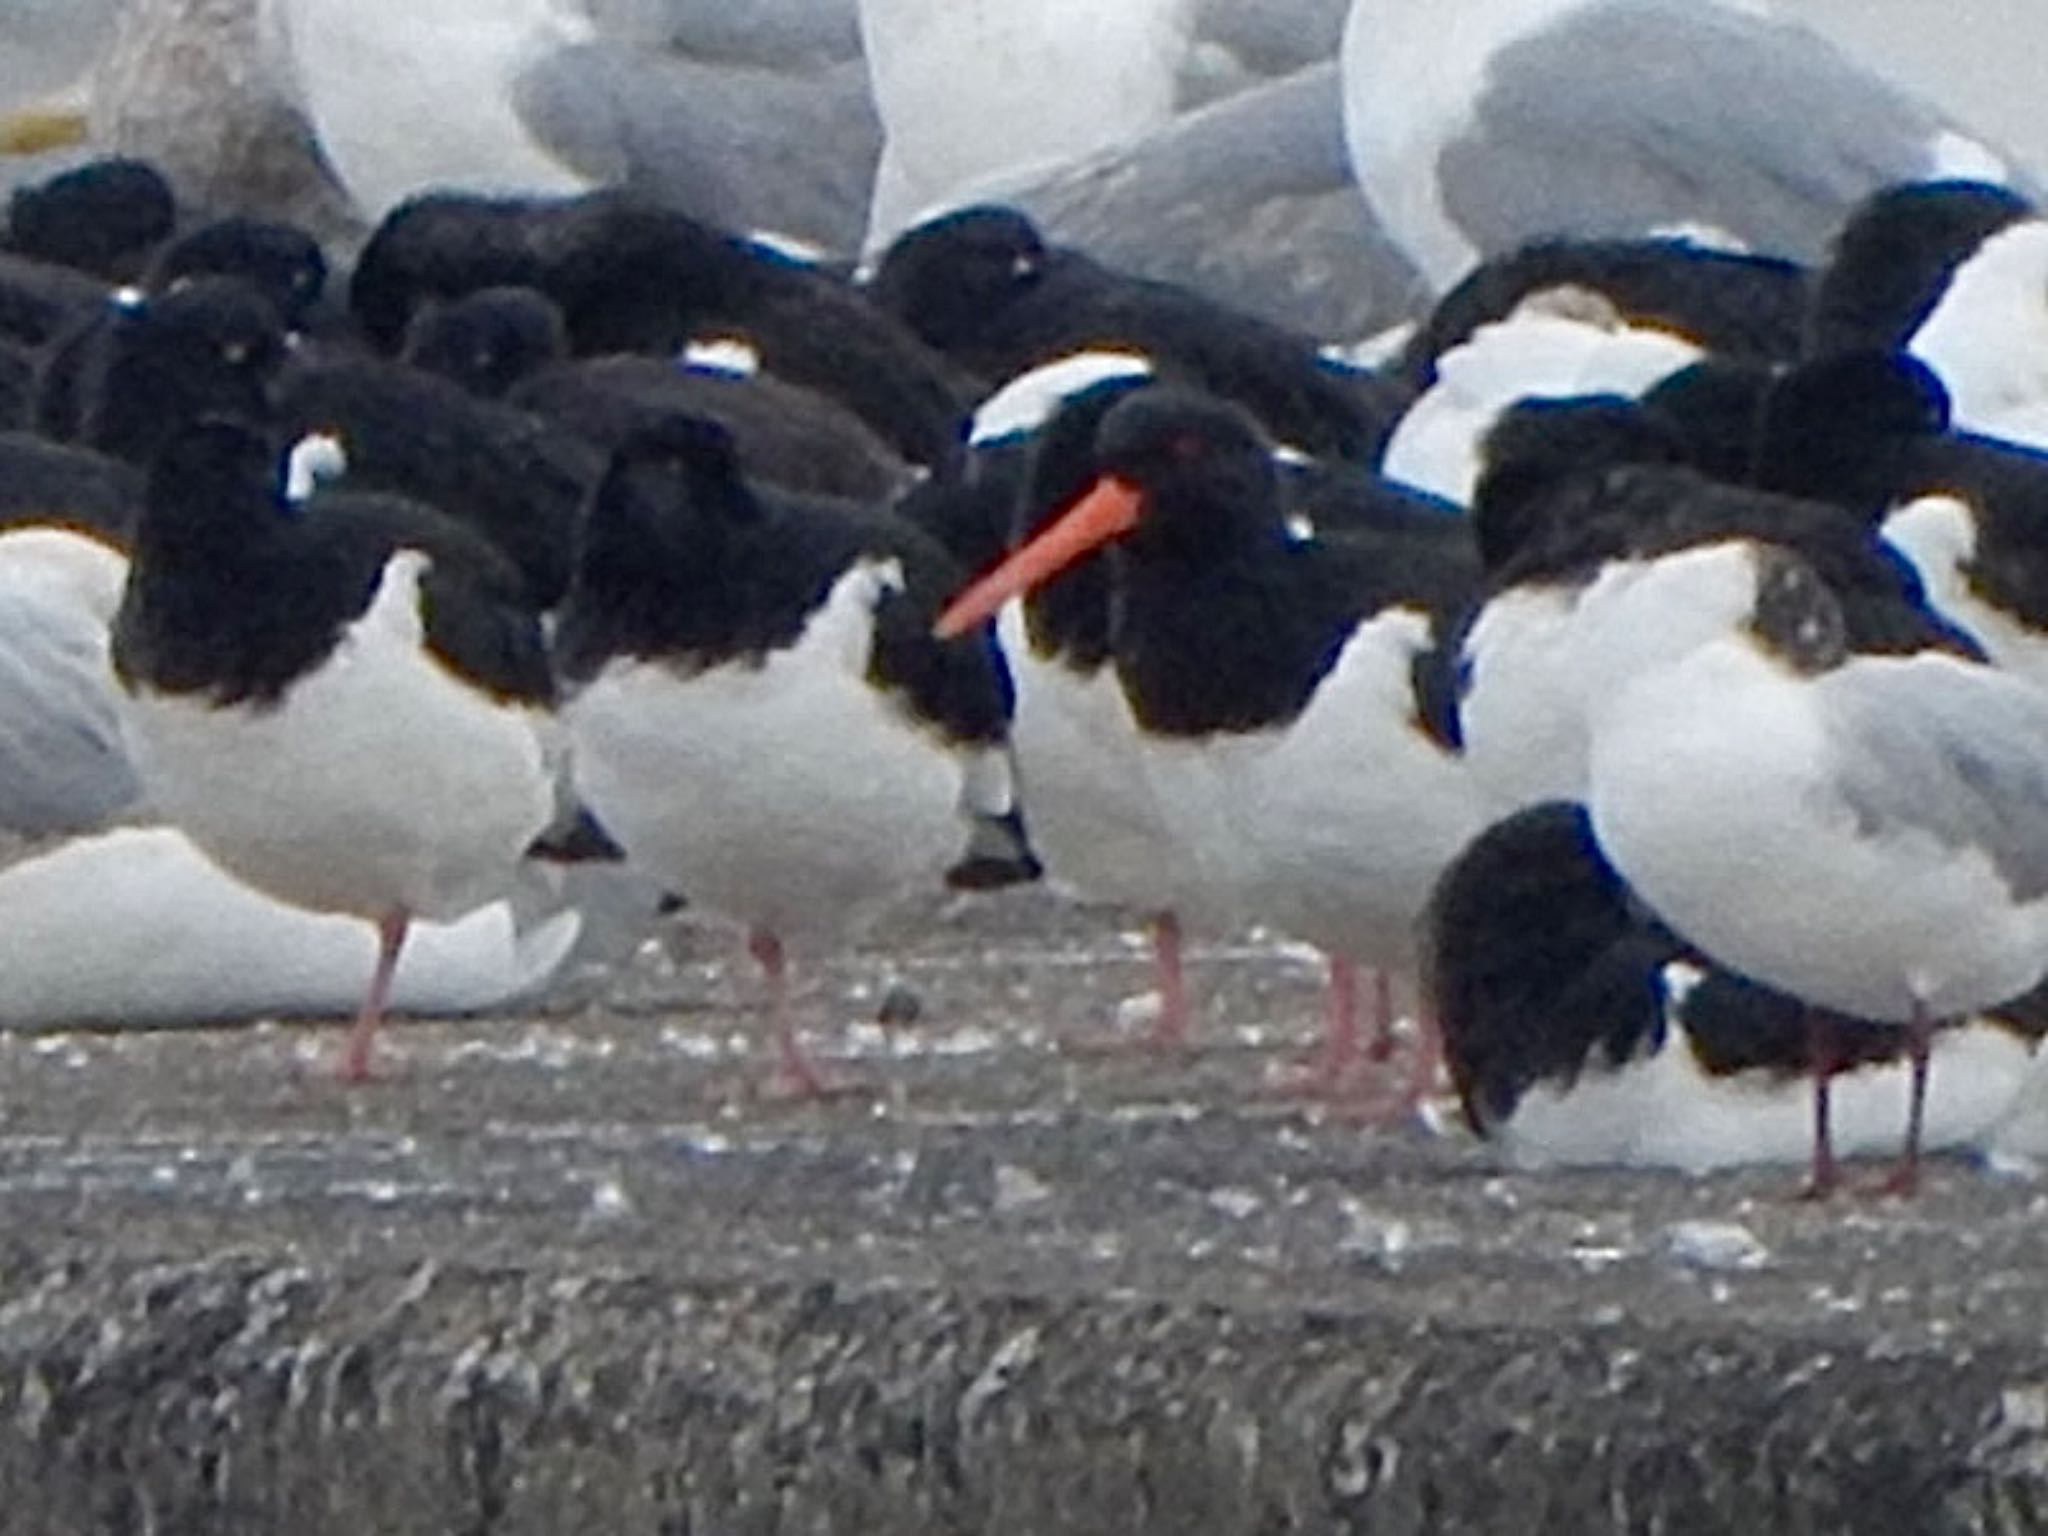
<box><xmin>1170</xmin><ymin>433</ymin><xmax>1207</xmax><ymax>462</ymax></box>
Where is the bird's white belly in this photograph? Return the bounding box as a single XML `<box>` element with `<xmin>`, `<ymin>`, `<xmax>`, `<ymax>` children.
<box><xmin>1459</xmin><ymin>586</ymin><xmax>1592</xmax><ymax>812</ymax></box>
<box><xmin>1208</xmin><ymin>610</ymin><xmax>1484</xmax><ymax>968</ymax></box>
<box><xmin>1591</xmin><ymin>649</ymin><xmax>2048</xmax><ymax>1020</ymax></box>
<box><xmin>568</xmin><ymin>611</ymin><xmax>968</xmax><ymax>946</ymax></box>
<box><xmin>1005</xmin><ymin>615</ymin><xmax>1203</xmax><ymax>917</ymax></box>
<box><xmin>121</xmin><ymin>626</ymin><xmax>552</xmax><ymax>925</ymax></box>
<box><xmin>1499</xmin><ymin>1018</ymin><xmax>2034</xmax><ymax>1171</ymax></box>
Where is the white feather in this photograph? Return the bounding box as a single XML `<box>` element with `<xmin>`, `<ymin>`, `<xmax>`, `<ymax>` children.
<box><xmin>119</xmin><ymin>551</ymin><xmax>555</xmax><ymax>924</ymax></box>
<box><xmin>567</xmin><ymin>561</ymin><xmax>975</xmax><ymax>946</ymax></box>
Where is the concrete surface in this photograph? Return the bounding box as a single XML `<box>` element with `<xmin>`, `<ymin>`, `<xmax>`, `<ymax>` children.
<box><xmin>1</xmin><ymin>883</ymin><xmax>2047</xmax><ymax>1531</ymax></box>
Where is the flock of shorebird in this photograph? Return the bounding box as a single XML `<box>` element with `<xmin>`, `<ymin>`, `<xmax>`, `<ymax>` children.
<box><xmin>0</xmin><ymin>0</ymin><xmax>2047</xmax><ymax>1203</ymax></box>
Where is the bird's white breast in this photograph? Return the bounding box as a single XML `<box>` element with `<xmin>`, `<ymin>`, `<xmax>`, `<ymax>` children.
<box><xmin>566</xmin><ymin>561</ymin><xmax>971</xmax><ymax>945</ymax></box>
<box><xmin>1589</xmin><ymin>639</ymin><xmax>2048</xmax><ymax>1020</ymax></box>
<box><xmin>120</xmin><ymin>552</ymin><xmax>553</xmax><ymax>924</ymax></box>
<box><xmin>1499</xmin><ymin>1013</ymin><xmax>2033</xmax><ymax>1171</ymax></box>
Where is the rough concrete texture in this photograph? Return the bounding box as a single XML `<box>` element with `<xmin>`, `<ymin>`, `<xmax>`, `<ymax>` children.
<box><xmin>2</xmin><ymin>882</ymin><xmax>2048</xmax><ymax>1532</ymax></box>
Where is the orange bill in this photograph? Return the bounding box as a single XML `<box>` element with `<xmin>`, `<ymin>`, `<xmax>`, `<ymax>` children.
<box><xmin>934</xmin><ymin>475</ymin><xmax>1145</xmax><ymax>639</ymax></box>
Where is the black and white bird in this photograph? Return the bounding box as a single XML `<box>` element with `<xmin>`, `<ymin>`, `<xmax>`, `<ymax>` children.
<box><xmin>1399</xmin><ymin>234</ymin><xmax>1812</xmax><ymax>389</ymax></box>
<box><xmin>349</xmin><ymin>190</ymin><xmax>971</xmax><ymax>469</ymax></box>
<box><xmin>866</xmin><ymin>203</ymin><xmax>1405</xmax><ymax>464</ymax></box>
<box><xmin>1751</xmin><ymin>347</ymin><xmax>2048</xmax><ymax>692</ymax></box>
<box><xmin>1802</xmin><ymin>180</ymin><xmax>2048</xmax><ymax>449</ymax></box>
<box><xmin>933</xmin><ymin>352</ymin><xmax>1206</xmax><ymax>1053</ymax></box>
<box><xmin>938</xmin><ymin>383</ymin><xmax>1480</xmax><ymax>1105</ymax></box>
<box><xmin>555</xmin><ymin>412</ymin><xmax>1015</xmax><ymax>1096</ymax></box>
<box><xmin>270</xmin><ymin>346</ymin><xmax>604</xmax><ymax>610</ymax></box>
<box><xmin>1452</xmin><ymin>392</ymin><xmax>1967</xmax><ymax>814</ymax></box>
<box><xmin>1429</xmin><ymin>801</ymin><xmax>2043</xmax><ymax>1173</ymax></box>
<box><xmin>1380</xmin><ymin>290</ymin><xmax>1704</xmax><ymax>505</ymax></box>
<box><xmin>111</xmin><ymin>416</ymin><xmax>559</xmax><ymax>1080</ymax></box>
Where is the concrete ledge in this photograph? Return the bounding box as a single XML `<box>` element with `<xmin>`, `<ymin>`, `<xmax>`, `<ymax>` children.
<box><xmin>0</xmin><ymin>1252</ymin><xmax>2042</xmax><ymax>1534</ymax></box>
<box><xmin>0</xmin><ymin>889</ymin><xmax>2042</xmax><ymax>1533</ymax></box>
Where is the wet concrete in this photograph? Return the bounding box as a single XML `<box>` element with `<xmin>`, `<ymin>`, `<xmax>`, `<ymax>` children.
<box><xmin>3</xmin><ymin>883</ymin><xmax>2048</xmax><ymax>1532</ymax></box>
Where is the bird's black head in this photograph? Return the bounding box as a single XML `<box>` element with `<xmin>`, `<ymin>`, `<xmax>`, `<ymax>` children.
<box><xmin>1638</xmin><ymin>356</ymin><xmax>1775</xmax><ymax>487</ymax></box>
<box><xmin>1756</xmin><ymin>349</ymin><xmax>1950</xmax><ymax>513</ymax></box>
<box><xmin>1089</xmin><ymin>384</ymin><xmax>1282</xmax><ymax>561</ymax></box>
<box><xmin>350</xmin><ymin>191</ymin><xmax>551</xmax><ymax>351</ymax></box>
<box><xmin>149</xmin><ymin>217</ymin><xmax>329</xmax><ymax>325</ymax></box>
<box><xmin>1768</xmin><ymin>348</ymin><xmax>1950</xmax><ymax>441</ymax></box>
<box><xmin>866</xmin><ymin>204</ymin><xmax>1050</xmax><ymax>353</ymax></box>
<box><xmin>1019</xmin><ymin>373</ymin><xmax>1155</xmax><ymax>540</ymax></box>
<box><xmin>1472</xmin><ymin>394</ymin><xmax>1689</xmax><ymax>571</ymax></box>
<box><xmin>87</xmin><ymin>278</ymin><xmax>287</xmax><ymax>467</ymax></box>
<box><xmin>1005</xmin><ymin>373</ymin><xmax>1154</xmax><ymax>664</ymax></box>
<box><xmin>584</xmin><ymin>414</ymin><xmax>753</xmax><ymax>579</ymax></box>
<box><xmin>402</xmin><ymin>285</ymin><xmax>568</xmax><ymax>398</ymax></box>
<box><xmin>930</xmin><ymin>386</ymin><xmax>1281</xmax><ymax>643</ymax></box>
<box><xmin>5</xmin><ymin>156</ymin><xmax>175</xmax><ymax>279</ymax></box>
<box><xmin>1809</xmin><ymin>178</ymin><xmax>2034</xmax><ymax>355</ymax></box>
<box><xmin>545</xmin><ymin>193</ymin><xmax>750</xmax><ymax>356</ymax></box>
<box><xmin>559</xmin><ymin>413</ymin><xmax>758</xmax><ymax>679</ymax></box>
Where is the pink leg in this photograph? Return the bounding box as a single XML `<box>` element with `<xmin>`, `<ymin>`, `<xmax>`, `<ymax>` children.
<box><xmin>1322</xmin><ymin>957</ymin><xmax>1363</xmax><ymax>1081</ymax></box>
<box><xmin>1403</xmin><ymin>999</ymin><xmax>1448</xmax><ymax>1112</ymax></box>
<box><xmin>1365</xmin><ymin>969</ymin><xmax>1395</xmax><ymax>1063</ymax></box>
<box><xmin>1270</xmin><ymin>955</ymin><xmax>1362</xmax><ymax>1098</ymax></box>
<box><xmin>1271</xmin><ymin>958</ymin><xmax>1438</xmax><ymax>1122</ymax></box>
<box><xmin>1146</xmin><ymin>910</ymin><xmax>1190</xmax><ymax>1050</ymax></box>
<box><xmin>749</xmin><ymin>928</ymin><xmax>843</xmax><ymax>1099</ymax></box>
<box><xmin>1269</xmin><ymin>968</ymin><xmax>1445</xmax><ymax>1120</ymax></box>
<box><xmin>1061</xmin><ymin>909</ymin><xmax>1192</xmax><ymax>1055</ymax></box>
<box><xmin>339</xmin><ymin>910</ymin><xmax>409</xmax><ymax>1083</ymax></box>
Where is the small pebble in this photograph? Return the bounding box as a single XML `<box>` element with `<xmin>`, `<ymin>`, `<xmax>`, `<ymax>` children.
<box><xmin>1665</xmin><ymin>1219</ymin><xmax>1770</xmax><ymax>1273</ymax></box>
<box><xmin>875</xmin><ymin>983</ymin><xmax>923</xmax><ymax>1027</ymax></box>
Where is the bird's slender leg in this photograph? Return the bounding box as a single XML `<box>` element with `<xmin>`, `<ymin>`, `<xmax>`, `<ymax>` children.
<box><xmin>1362</xmin><ymin>968</ymin><xmax>1450</xmax><ymax>1123</ymax></box>
<box><xmin>1365</xmin><ymin>968</ymin><xmax>1395</xmax><ymax>1064</ymax></box>
<box><xmin>1145</xmin><ymin>909</ymin><xmax>1190</xmax><ymax>1049</ymax></box>
<box><xmin>1322</xmin><ymin>955</ymin><xmax>1364</xmax><ymax>1083</ymax></box>
<box><xmin>1402</xmin><ymin>1001</ymin><xmax>1448</xmax><ymax>1115</ymax></box>
<box><xmin>339</xmin><ymin>909</ymin><xmax>410</xmax><ymax>1083</ymax></box>
<box><xmin>1268</xmin><ymin>955</ymin><xmax>1370</xmax><ymax>1101</ymax></box>
<box><xmin>1062</xmin><ymin>908</ymin><xmax>1192</xmax><ymax>1055</ymax></box>
<box><xmin>1873</xmin><ymin>1003</ymin><xmax>1935</xmax><ymax>1199</ymax></box>
<box><xmin>748</xmin><ymin>927</ymin><xmax>858</xmax><ymax>1099</ymax></box>
<box><xmin>1268</xmin><ymin>962</ymin><xmax>1434</xmax><ymax>1126</ymax></box>
<box><xmin>1799</xmin><ymin>1009</ymin><xmax>1842</xmax><ymax>1200</ymax></box>
<box><xmin>749</xmin><ymin>927</ymin><xmax>825</xmax><ymax>1097</ymax></box>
